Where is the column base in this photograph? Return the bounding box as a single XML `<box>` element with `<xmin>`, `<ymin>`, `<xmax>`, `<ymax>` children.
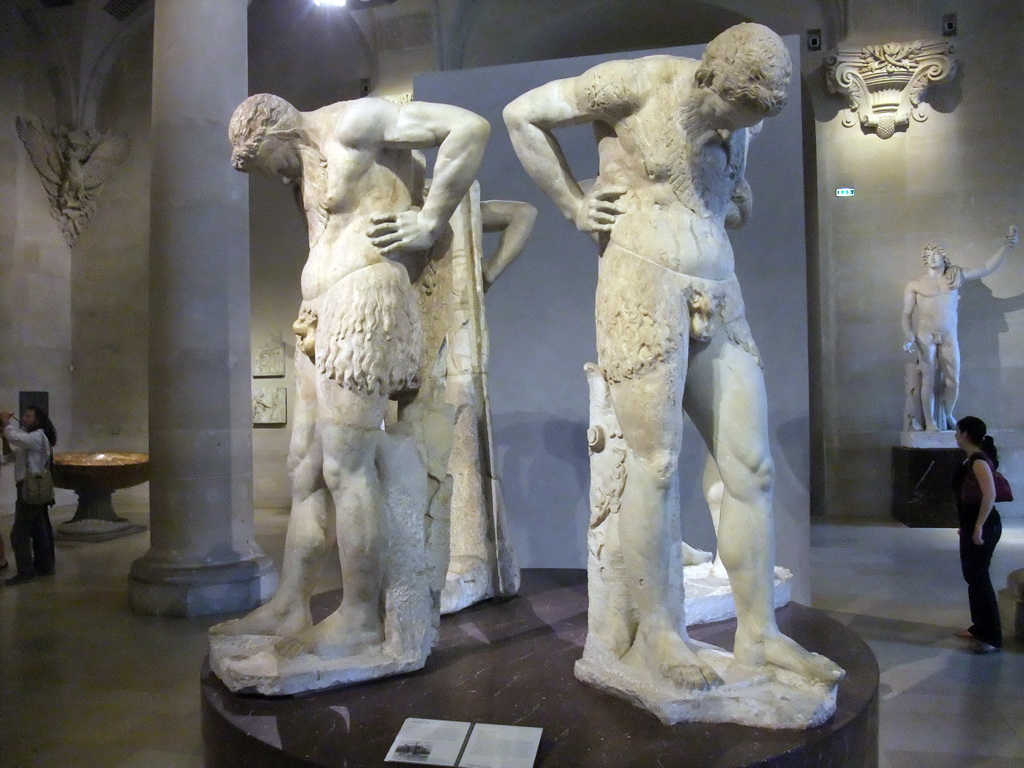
<box><xmin>129</xmin><ymin>555</ymin><xmax>278</xmax><ymax>617</ymax></box>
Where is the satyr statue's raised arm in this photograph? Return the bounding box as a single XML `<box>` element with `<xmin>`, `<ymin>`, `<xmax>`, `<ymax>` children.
<box><xmin>480</xmin><ymin>200</ymin><xmax>537</xmax><ymax>289</ymax></box>
<box><xmin>961</xmin><ymin>225</ymin><xmax>1019</xmax><ymax>282</ymax></box>
<box><xmin>503</xmin><ymin>78</ymin><xmax>590</xmax><ymax>227</ymax></box>
<box><xmin>363</xmin><ymin>100</ymin><xmax>490</xmax><ymax>254</ymax></box>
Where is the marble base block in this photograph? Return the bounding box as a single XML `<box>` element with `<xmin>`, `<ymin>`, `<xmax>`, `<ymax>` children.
<box><xmin>209</xmin><ymin>633</ymin><xmax>428</xmax><ymax>696</ymax></box>
<box><xmin>575</xmin><ymin>643</ymin><xmax>836</xmax><ymax>728</ymax></box>
<box><xmin>202</xmin><ymin>570</ymin><xmax>878</xmax><ymax>768</ymax></box>
<box><xmin>899</xmin><ymin>430</ymin><xmax>957</xmax><ymax>448</ymax></box>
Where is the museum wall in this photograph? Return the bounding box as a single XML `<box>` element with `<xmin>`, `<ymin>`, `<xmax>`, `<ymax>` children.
<box><xmin>805</xmin><ymin>1</ymin><xmax>1024</xmax><ymax>518</ymax></box>
<box><xmin>0</xmin><ymin>4</ymin><xmax>76</xmax><ymax>507</ymax></box>
<box><xmin>417</xmin><ymin>36</ymin><xmax>813</xmax><ymax>597</ymax></box>
<box><xmin>68</xmin><ymin>26</ymin><xmax>152</xmax><ymax>509</ymax></box>
<box><xmin>3</xmin><ymin>1</ymin><xmax>1018</xmax><ymax>549</ymax></box>
<box><xmin>0</xmin><ymin>3</ymin><xmax>154</xmax><ymax>506</ymax></box>
<box><xmin>436</xmin><ymin>0</ymin><xmax>826</xmax><ymax>69</ymax></box>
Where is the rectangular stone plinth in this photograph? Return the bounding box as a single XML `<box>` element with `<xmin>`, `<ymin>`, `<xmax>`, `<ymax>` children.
<box><xmin>891</xmin><ymin>446</ymin><xmax>963</xmax><ymax>527</ymax></box>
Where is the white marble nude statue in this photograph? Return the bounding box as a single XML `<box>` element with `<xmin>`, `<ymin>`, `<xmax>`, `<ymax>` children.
<box><xmin>901</xmin><ymin>227</ymin><xmax>1018</xmax><ymax>432</ymax></box>
<box><xmin>505</xmin><ymin>24</ymin><xmax>843</xmax><ymax>726</ymax></box>
<box><xmin>208</xmin><ymin>93</ymin><xmax>489</xmax><ymax>694</ymax></box>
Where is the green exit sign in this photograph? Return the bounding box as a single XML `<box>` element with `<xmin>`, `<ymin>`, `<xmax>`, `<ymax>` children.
<box><xmin>836</xmin><ymin>188</ymin><xmax>855</xmax><ymax>197</ymax></box>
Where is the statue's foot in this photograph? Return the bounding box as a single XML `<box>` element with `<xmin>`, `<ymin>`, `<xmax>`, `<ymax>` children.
<box><xmin>274</xmin><ymin>609</ymin><xmax>384</xmax><ymax>659</ymax></box>
<box><xmin>945</xmin><ymin>415</ymin><xmax>957</xmax><ymax>430</ymax></box>
<box><xmin>623</xmin><ymin>625</ymin><xmax>724</xmax><ymax>691</ymax></box>
<box><xmin>734</xmin><ymin>630</ymin><xmax>844</xmax><ymax>684</ymax></box>
<box><xmin>680</xmin><ymin>541</ymin><xmax>713</xmax><ymax>566</ymax></box>
<box><xmin>209</xmin><ymin>598</ymin><xmax>311</xmax><ymax>638</ymax></box>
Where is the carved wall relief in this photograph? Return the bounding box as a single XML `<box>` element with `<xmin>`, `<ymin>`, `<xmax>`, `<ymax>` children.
<box><xmin>252</xmin><ymin>384</ymin><xmax>287</xmax><ymax>426</ymax></box>
<box><xmin>826</xmin><ymin>40</ymin><xmax>956</xmax><ymax>139</ymax></box>
<box><xmin>16</xmin><ymin>116</ymin><xmax>131</xmax><ymax>247</ymax></box>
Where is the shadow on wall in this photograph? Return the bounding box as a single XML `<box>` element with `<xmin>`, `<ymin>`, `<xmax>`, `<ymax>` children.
<box><xmin>775</xmin><ymin>415</ymin><xmax>811</xmax><ymax>494</ymax></box>
<box><xmin>958</xmin><ymin>280</ymin><xmax>1024</xmax><ymax>418</ymax></box>
<box><xmin>927</xmin><ymin>66</ymin><xmax>964</xmax><ymax>116</ymax></box>
<box><xmin>493</xmin><ymin>413</ymin><xmax>590</xmax><ymax>568</ymax></box>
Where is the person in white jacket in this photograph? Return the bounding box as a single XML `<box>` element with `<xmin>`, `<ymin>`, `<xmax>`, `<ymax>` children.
<box><xmin>1</xmin><ymin>406</ymin><xmax>57</xmax><ymax>585</ymax></box>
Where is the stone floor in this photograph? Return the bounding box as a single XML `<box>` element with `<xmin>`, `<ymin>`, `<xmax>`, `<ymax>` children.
<box><xmin>1</xmin><ymin>504</ymin><xmax>1021</xmax><ymax>768</ymax></box>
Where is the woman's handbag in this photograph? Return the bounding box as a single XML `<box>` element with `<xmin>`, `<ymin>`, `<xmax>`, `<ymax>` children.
<box><xmin>960</xmin><ymin>455</ymin><xmax>1014</xmax><ymax>505</ymax></box>
<box><xmin>22</xmin><ymin>439</ymin><xmax>55</xmax><ymax>506</ymax></box>
<box><xmin>22</xmin><ymin>468</ymin><xmax>54</xmax><ymax>505</ymax></box>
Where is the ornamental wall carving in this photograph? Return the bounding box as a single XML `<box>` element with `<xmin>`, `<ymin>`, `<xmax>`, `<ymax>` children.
<box><xmin>826</xmin><ymin>40</ymin><xmax>956</xmax><ymax>139</ymax></box>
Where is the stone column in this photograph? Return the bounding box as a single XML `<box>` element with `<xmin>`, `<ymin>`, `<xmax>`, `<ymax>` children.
<box><xmin>129</xmin><ymin>0</ymin><xmax>276</xmax><ymax>615</ymax></box>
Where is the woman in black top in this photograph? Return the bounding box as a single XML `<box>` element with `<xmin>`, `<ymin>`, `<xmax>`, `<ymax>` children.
<box><xmin>952</xmin><ymin>416</ymin><xmax>1002</xmax><ymax>652</ymax></box>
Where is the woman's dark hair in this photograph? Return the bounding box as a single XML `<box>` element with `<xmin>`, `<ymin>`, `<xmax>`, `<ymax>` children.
<box><xmin>25</xmin><ymin>406</ymin><xmax>57</xmax><ymax>448</ymax></box>
<box><xmin>957</xmin><ymin>415</ymin><xmax>997</xmax><ymax>467</ymax></box>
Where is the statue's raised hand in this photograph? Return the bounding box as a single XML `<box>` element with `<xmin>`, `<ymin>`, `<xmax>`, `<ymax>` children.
<box><xmin>576</xmin><ymin>186</ymin><xmax>626</xmax><ymax>236</ymax></box>
<box><xmin>367</xmin><ymin>211</ymin><xmax>435</xmax><ymax>255</ymax></box>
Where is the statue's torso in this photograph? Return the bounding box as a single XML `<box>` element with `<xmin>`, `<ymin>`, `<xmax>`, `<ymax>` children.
<box><xmin>912</xmin><ymin>273</ymin><xmax>960</xmax><ymax>337</ymax></box>
<box><xmin>592</xmin><ymin>58</ymin><xmax>743</xmax><ymax>280</ymax></box>
<box><xmin>301</xmin><ymin>121</ymin><xmax>423</xmax><ymax>301</ymax></box>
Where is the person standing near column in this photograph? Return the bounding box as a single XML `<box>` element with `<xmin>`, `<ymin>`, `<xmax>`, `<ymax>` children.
<box><xmin>1</xmin><ymin>407</ymin><xmax>57</xmax><ymax>585</ymax></box>
<box><xmin>952</xmin><ymin>415</ymin><xmax>1004</xmax><ymax>653</ymax></box>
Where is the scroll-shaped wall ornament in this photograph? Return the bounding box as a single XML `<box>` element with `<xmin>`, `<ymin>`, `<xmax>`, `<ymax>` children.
<box><xmin>15</xmin><ymin>116</ymin><xmax>131</xmax><ymax>247</ymax></box>
<box><xmin>825</xmin><ymin>40</ymin><xmax>956</xmax><ymax>139</ymax></box>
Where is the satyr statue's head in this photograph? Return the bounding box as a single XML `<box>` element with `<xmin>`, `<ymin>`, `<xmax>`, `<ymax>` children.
<box><xmin>921</xmin><ymin>242</ymin><xmax>950</xmax><ymax>270</ymax></box>
<box><xmin>228</xmin><ymin>94</ymin><xmax>305</xmax><ymax>175</ymax></box>
<box><xmin>695</xmin><ymin>23</ymin><xmax>791</xmax><ymax>119</ymax></box>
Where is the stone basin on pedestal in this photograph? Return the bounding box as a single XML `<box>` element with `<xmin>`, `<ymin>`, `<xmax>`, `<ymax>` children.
<box><xmin>53</xmin><ymin>452</ymin><xmax>149</xmax><ymax>540</ymax></box>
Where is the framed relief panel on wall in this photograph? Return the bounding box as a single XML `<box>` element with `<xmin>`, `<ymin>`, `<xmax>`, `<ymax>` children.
<box><xmin>252</xmin><ymin>384</ymin><xmax>287</xmax><ymax>426</ymax></box>
<box><xmin>253</xmin><ymin>339</ymin><xmax>286</xmax><ymax>378</ymax></box>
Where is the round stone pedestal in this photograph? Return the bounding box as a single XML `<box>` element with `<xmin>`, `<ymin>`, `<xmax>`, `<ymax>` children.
<box><xmin>201</xmin><ymin>569</ymin><xmax>878</xmax><ymax>767</ymax></box>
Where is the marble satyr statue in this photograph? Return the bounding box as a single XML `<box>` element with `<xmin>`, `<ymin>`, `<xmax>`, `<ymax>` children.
<box><xmin>902</xmin><ymin>227</ymin><xmax>1018</xmax><ymax>433</ymax></box>
<box><xmin>208</xmin><ymin>94</ymin><xmax>489</xmax><ymax>695</ymax></box>
<box><xmin>505</xmin><ymin>24</ymin><xmax>843</xmax><ymax>728</ymax></box>
<box><xmin>441</xmin><ymin>192</ymin><xmax>535</xmax><ymax>614</ymax></box>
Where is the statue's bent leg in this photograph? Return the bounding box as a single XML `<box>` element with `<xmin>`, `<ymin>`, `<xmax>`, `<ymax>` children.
<box><xmin>685</xmin><ymin>336</ymin><xmax>843</xmax><ymax>683</ymax></box>
<box><xmin>938</xmin><ymin>337</ymin><xmax>960</xmax><ymax>429</ymax></box>
<box><xmin>608</xmin><ymin>353</ymin><xmax>722</xmax><ymax>690</ymax></box>
<box><xmin>211</xmin><ymin>354</ymin><xmax>331</xmax><ymax>637</ymax></box>
<box><xmin>276</xmin><ymin>385</ymin><xmax>389</xmax><ymax>659</ymax></box>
